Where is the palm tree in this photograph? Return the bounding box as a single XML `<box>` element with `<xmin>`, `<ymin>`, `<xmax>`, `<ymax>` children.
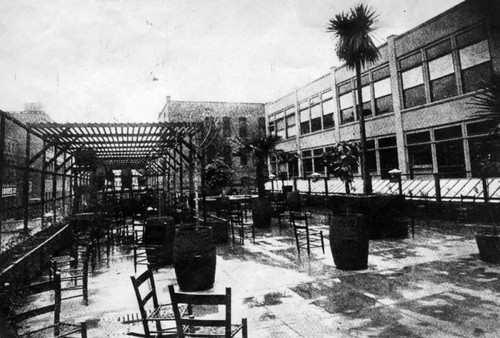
<box><xmin>327</xmin><ymin>4</ymin><xmax>380</xmax><ymax>194</ymax></box>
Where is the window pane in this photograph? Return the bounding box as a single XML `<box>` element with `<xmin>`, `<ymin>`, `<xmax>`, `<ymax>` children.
<box><xmin>299</xmin><ymin>109</ymin><xmax>309</xmax><ymax>122</ymax></box>
<box><xmin>323</xmin><ymin>113</ymin><xmax>334</xmax><ymax>129</ymax></box>
<box><xmin>323</xmin><ymin>99</ymin><xmax>334</xmax><ymax>114</ymax></box>
<box><xmin>407</xmin><ymin>131</ymin><xmax>430</xmax><ymax>144</ymax></box>
<box><xmin>313</xmin><ymin>157</ymin><xmax>324</xmax><ymax>173</ymax></box>
<box><xmin>456</xmin><ymin>25</ymin><xmax>487</xmax><ymax>48</ymax></box>
<box><xmin>372</xmin><ymin>65</ymin><xmax>390</xmax><ymax>81</ymax></box>
<box><xmin>467</xmin><ymin>120</ymin><xmax>496</xmax><ymax>136</ymax></box>
<box><xmin>379</xmin><ymin>136</ymin><xmax>397</xmax><ymax>148</ymax></box>
<box><xmin>322</xmin><ymin>91</ymin><xmax>332</xmax><ymax>100</ymax></box>
<box><xmin>362</xmin><ymin>102</ymin><xmax>372</xmax><ymax>117</ymax></box>
<box><xmin>338</xmin><ymin>82</ymin><xmax>352</xmax><ymax>95</ymax></box>
<box><xmin>436</xmin><ymin>140</ymin><xmax>465</xmax><ymax>178</ymax></box>
<box><xmin>277</xmin><ymin>129</ymin><xmax>286</xmax><ymax>138</ymax></box>
<box><xmin>339</xmin><ymin>93</ymin><xmax>353</xmax><ymax>109</ymax></box>
<box><xmin>303</xmin><ymin>158</ymin><xmax>313</xmax><ymax>175</ymax></box>
<box><xmin>459</xmin><ymin>40</ymin><xmax>491</xmax><ymax>70</ymax></box>
<box><xmin>400</xmin><ymin>52</ymin><xmax>422</xmax><ymax>70</ymax></box>
<box><xmin>409</xmin><ymin>144</ymin><xmax>432</xmax><ymax>165</ymax></box>
<box><xmin>429</xmin><ymin>54</ymin><xmax>454</xmax><ymax>80</ymax></box>
<box><xmin>311</xmin><ymin>117</ymin><xmax>322</xmax><ymax>132</ymax></box>
<box><xmin>462</xmin><ymin>62</ymin><xmax>492</xmax><ymax>93</ymax></box>
<box><xmin>310</xmin><ymin>103</ymin><xmax>322</xmax><ymax>119</ymax></box>
<box><xmin>435</xmin><ymin>125</ymin><xmax>462</xmax><ymax>141</ymax></box>
<box><xmin>375</xmin><ymin>95</ymin><xmax>393</xmax><ymax>115</ymax></box>
<box><xmin>238</xmin><ymin>117</ymin><xmax>247</xmax><ymax>138</ymax></box>
<box><xmin>380</xmin><ymin>147</ymin><xmax>399</xmax><ymax>179</ymax></box>
<box><xmin>300</xmin><ymin>121</ymin><xmax>310</xmax><ymax>135</ymax></box>
<box><xmin>275</xmin><ymin>111</ymin><xmax>284</xmax><ymax>120</ymax></box>
<box><xmin>341</xmin><ymin>108</ymin><xmax>355</xmax><ymax>124</ymax></box>
<box><xmin>430</xmin><ymin>74</ymin><xmax>457</xmax><ymax>101</ymax></box>
<box><xmin>403</xmin><ymin>85</ymin><xmax>426</xmax><ymax>108</ymax></box>
<box><xmin>276</xmin><ymin>118</ymin><xmax>285</xmax><ymax>130</ymax></box>
<box><xmin>258</xmin><ymin>117</ymin><xmax>266</xmax><ymax>132</ymax></box>
<box><xmin>287</xmin><ymin>125</ymin><xmax>297</xmax><ymax>138</ymax></box>
<box><xmin>366</xmin><ymin>139</ymin><xmax>375</xmax><ymax>149</ymax></box>
<box><xmin>367</xmin><ymin>150</ymin><xmax>377</xmax><ymax>172</ymax></box>
<box><xmin>286</xmin><ymin>114</ymin><xmax>295</xmax><ymax>126</ymax></box>
<box><xmin>374</xmin><ymin>78</ymin><xmax>391</xmax><ymax>98</ymax></box>
<box><xmin>223</xmin><ymin>117</ymin><xmax>231</xmax><ymax>137</ymax></box>
<box><xmin>355</xmin><ymin>85</ymin><xmax>371</xmax><ymax>103</ymax></box>
<box><xmin>402</xmin><ymin>66</ymin><xmax>423</xmax><ymax>89</ymax></box>
<box><xmin>302</xmin><ymin>150</ymin><xmax>312</xmax><ymax>157</ymax></box>
<box><xmin>426</xmin><ymin>39</ymin><xmax>452</xmax><ymax>60</ymax></box>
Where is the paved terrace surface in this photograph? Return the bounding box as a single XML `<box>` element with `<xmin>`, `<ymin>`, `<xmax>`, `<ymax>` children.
<box><xmin>12</xmin><ymin>216</ymin><xmax>500</xmax><ymax>337</ymax></box>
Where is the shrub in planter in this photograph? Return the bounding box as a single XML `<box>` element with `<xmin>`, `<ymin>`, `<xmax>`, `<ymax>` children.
<box><xmin>469</xmin><ymin>73</ymin><xmax>500</xmax><ymax>264</ymax></box>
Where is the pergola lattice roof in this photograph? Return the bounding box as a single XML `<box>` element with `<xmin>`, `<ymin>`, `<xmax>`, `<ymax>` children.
<box><xmin>27</xmin><ymin>122</ymin><xmax>199</xmax><ymax>172</ymax></box>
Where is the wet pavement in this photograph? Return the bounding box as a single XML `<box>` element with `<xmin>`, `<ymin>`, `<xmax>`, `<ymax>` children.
<box><xmin>12</xmin><ymin>215</ymin><xmax>500</xmax><ymax>337</ymax></box>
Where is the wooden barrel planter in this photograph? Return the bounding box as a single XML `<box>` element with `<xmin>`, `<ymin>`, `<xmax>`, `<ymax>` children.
<box><xmin>144</xmin><ymin>216</ymin><xmax>176</xmax><ymax>267</ymax></box>
<box><xmin>329</xmin><ymin>213</ymin><xmax>369</xmax><ymax>270</ymax></box>
<box><xmin>173</xmin><ymin>226</ymin><xmax>216</xmax><ymax>291</ymax></box>
<box><xmin>476</xmin><ymin>232</ymin><xmax>500</xmax><ymax>264</ymax></box>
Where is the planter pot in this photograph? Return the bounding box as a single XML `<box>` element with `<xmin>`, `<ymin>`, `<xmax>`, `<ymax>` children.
<box><xmin>145</xmin><ymin>216</ymin><xmax>176</xmax><ymax>267</ymax></box>
<box><xmin>476</xmin><ymin>232</ymin><xmax>500</xmax><ymax>264</ymax></box>
<box><xmin>252</xmin><ymin>198</ymin><xmax>273</xmax><ymax>228</ymax></box>
<box><xmin>329</xmin><ymin>194</ymin><xmax>404</xmax><ymax>240</ymax></box>
<box><xmin>329</xmin><ymin>214</ymin><xmax>369</xmax><ymax>270</ymax></box>
<box><xmin>173</xmin><ymin>226</ymin><xmax>216</xmax><ymax>291</ymax></box>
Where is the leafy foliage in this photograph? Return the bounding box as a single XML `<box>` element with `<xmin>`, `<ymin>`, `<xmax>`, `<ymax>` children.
<box><xmin>322</xmin><ymin>141</ymin><xmax>360</xmax><ymax>184</ymax></box>
<box><xmin>470</xmin><ymin>73</ymin><xmax>500</xmax><ymax>177</ymax></box>
<box><xmin>327</xmin><ymin>4</ymin><xmax>380</xmax><ymax>70</ymax></box>
<box><xmin>204</xmin><ymin>158</ymin><xmax>235</xmax><ymax>194</ymax></box>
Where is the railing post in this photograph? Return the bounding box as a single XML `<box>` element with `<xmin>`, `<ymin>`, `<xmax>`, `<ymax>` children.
<box><xmin>324</xmin><ymin>177</ymin><xmax>329</xmax><ymax>196</ymax></box>
<box><xmin>433</xmin><ymin>173</ymin><xmax>441</xmax><ymax>205</ymax></box>
<box><xmin>308</xmin><ymin>177</ymin><xmax>311</xmax><ymax>195</ymax></box>
<box><xmin>293</xmin><ymin>177</ymin><xmax>297</xmax><ymax>192</ymax></box>
<box><xmin>482</xmin><ymin>177</ymin><xmax>489</xmax><ymax>203</ymax></box>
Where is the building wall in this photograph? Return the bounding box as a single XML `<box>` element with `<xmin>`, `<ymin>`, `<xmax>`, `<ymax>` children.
<box><xmin>265</xmin><ymin>0</ymin><xmax>499</xmax><ymax>180</ymax></box>
<box><xmin>159</xmin><ymin>97</ymin><xmax>265</xmax><ymax>192</ymax></box>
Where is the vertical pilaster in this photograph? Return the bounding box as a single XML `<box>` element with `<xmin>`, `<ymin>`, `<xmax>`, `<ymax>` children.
<box><xmin>0</xmin><ymin>114</ymin><xmax>5</xmax><ymax>245</ymax></box>
<box><xmin>23</xmin><ymin>130</ymin><xmax>31</xmax><ymax>230</ymax></box>
<box><xmin>387</xmin><ymin>35</ymin><xmax>408</xmax><ymax>174</ymax></box>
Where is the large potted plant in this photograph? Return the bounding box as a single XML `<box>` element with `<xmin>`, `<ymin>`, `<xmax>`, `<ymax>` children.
<box><xmin>324</xmin><ymin>141</ymin><xmax>369</xmax><ymax>270</ymax></box>
<box><xmin>235</xmin><ymin>132</ymin><xmax>281</xmax><ymax>228</ymax></box>
<box><xmin>470</xmin><ymin>73</ymin><xmax>500</xmax><ymax>264</ymax></box>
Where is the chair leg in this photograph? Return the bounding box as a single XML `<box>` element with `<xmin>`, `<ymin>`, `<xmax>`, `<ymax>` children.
<box><xmin>83</xmin><ymin>259</ymin><xmax>89</xmax><ymax>305</ymax></box>
<box><xmin>81</xmin><ymin>321</ymin><xmax>87</xmax><ymax>338</ymax></box>
<box><xmin>320</xmin><ymin>231</ymin><xmax>325</xmax><ymax>254</ymax></box>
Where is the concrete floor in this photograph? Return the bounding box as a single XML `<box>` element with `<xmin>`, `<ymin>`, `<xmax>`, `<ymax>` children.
<box><xmin>13</xmin><ymin>215</ymin><xmax>500</xmax><ymax>337</ymax></box>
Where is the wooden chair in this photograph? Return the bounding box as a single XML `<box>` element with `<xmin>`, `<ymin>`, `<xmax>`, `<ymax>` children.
<box><xmin>271</xmin><ymin>200</ymin><xmax>289</xmax><ymax>229</ymax></box>
<box><xmin>133</xmin><ymin>230</ymin><xmax>160</xmax><ymax>273</ymax></box>
<box><xmin>6</xmin><ymin>272</ymin><xmax>87</xmax><ymax>337</ymax></box>
<box><xmin>168</xmin><ymin>285</ymin><xmax>248</xmax><ymax>338</ymax></box>
<box><xmin>228</xmin><ymin>203</ymin><xmax>255</xmax><ymax>245</ymax></box>
<box><xmin>130</xmin><ymin>268</ymin><xmax>187</xmax><ymax>337</ymax></box>
<box><xmin>50</xmin><ymin>248</ymin><xmax>89</xmax><ymax>306</ymax></box>
<box><xmin>290</xmin><ymin>212</ymin><xmax>324</xmax><ymax>257</ymax></box>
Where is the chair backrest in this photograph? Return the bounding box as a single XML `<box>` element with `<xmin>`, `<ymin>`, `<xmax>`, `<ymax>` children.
<box><xmin>168</xmin><ymin>285</ymin><xmax>232</xmax><ymax>338</ymax></box>
<box><xmin>12</xmin><ymin>272</ymin><xmax>62</xmax><ymax>333</ymax></box>
<box><xmin>130</xmin><ymin>268</ymin><xmax>159</xmax><ymax>335</ymax></box>
<box><xmin>290</xmin><ymin>212</ymin><xmax>309</xmax><ymax>229</ymax></box>
<box><xmin>460</xmin><ymin>194</ymin><xmax>476</xmax><ymax>204</ymax></box>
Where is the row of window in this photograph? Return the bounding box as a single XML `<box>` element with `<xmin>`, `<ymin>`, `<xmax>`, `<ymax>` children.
<box><xmin>267</xmin><ymin>24</ymin><xmax>493</xmax><ymax>136</ymax></box>
<box><xmin>272</xmin><ymin>119</ymin><xmax>498</xmax><ymax>180</ymax></box>
<box><xmin>400</xmin><ymin>24</ymin><xmax>491</xmax><ymax>109</ymax></box>
<box><xmin>222</xmin><ymin>117</ymin><xmax>249</xmax><ymax>138</ymax></box>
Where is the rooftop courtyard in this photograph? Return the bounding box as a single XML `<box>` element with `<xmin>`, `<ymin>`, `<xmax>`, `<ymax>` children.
<box><xmin>3</xmin><ymin>211</ymin><xmax>499</xmax><ymax>338</ymax></box>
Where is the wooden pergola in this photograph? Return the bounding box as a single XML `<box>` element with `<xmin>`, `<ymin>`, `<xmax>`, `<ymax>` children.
<box><xmin>0</xmin><ymin>111</ymin><xmax>202</xmax><ymax>242</ymax></box>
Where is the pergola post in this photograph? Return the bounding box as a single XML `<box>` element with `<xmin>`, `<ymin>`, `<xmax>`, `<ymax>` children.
<box><xmin>62</xmin><ymin>152</ymin><xmax>66</xmax><ymax>216</ymax></box>
<box><xmin>40</xmin><ymin>141</ymin><xmax>47</xmax><ymax>225</ymax></box>
<box><xmin>23</xmin><ymin>129</ymin><xmax>31</xmax><ymax>230</ymax></box>
<box><xmin>0</xmin><ymin>114</ymin><xmax>6</xmax><ymax>246</ymax></box>
<box><xmin>52</xmin><ymin>146</ymin><xmax>58</xmax><ymax>222</ymax></box>
<box><xmin>179</xmin><ymin>140</ymin><xmax>184</xmax><ymax>202</ymax></box>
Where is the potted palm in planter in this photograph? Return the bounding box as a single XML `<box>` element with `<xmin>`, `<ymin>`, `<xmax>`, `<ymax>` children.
<box><xmin>470</xmin><ymin>73</ymin><xmax>500</xmax><ymax>264</ymax></box>
<box><xmin>324</xmin><ymin>141</ymin><xmax>369</xmax><ymax>270</ymax></box>
<box><xmin>234</xmin><ymin>132</ymin><xmax>281</xmax><ymax>228</ymax></box>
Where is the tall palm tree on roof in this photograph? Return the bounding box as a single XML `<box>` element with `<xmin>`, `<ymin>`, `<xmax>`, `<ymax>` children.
<box><xmin>327</xmin><ymin>4</ymin><xmax>380</xmax><ymax>194</ymax></box>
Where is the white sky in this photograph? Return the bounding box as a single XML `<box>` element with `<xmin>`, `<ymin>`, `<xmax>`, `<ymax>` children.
<box><xmin>0</xmin><ymin>0</ymin><xmax>463</xmax><ymax>123</ymax></box>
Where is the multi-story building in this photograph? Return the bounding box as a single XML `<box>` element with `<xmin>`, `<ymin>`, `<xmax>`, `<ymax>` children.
<box><xmin>266</xmin><ymin>0</ymin><xmax>500</xmax><ymax>181</ymax></box>
<box><xmin>159</xmin><ymin>96</ymin><xmax>265</xmax><ymax>191</ymax></box>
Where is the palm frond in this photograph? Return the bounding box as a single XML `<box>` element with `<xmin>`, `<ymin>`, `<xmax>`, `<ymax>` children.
<box><xmin>327</xmin><ymin>4</ymin><xmax>380</xmax><ymax>69</ymax></box>
<box><xmin>470</xmin><ymin>74</ymin><xmax>500</xmax><ymax>124</ymax></box>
